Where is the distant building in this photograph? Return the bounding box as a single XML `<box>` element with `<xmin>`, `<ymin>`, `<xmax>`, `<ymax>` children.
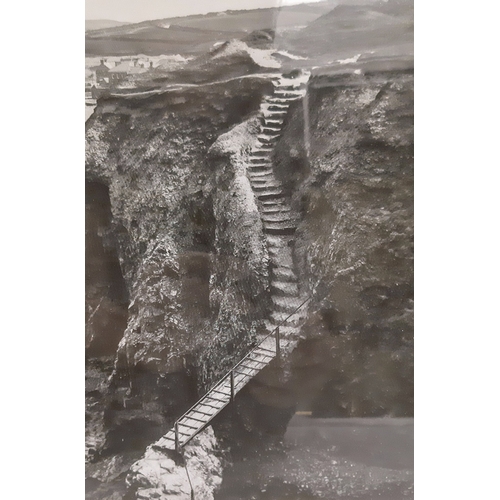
<box><xmin>89</xmin><ymin>60</ymin><xmax>110</xmax><ymax>85</ymax></box>
<box><xmin>108</xmin><ymin>61</ymin><xmax>129</xmax><ymax>83</ymax></box>
<box><xmin>85</xmin><ymin>68</ymin><xmax>96</xmax><ymax>89</ymax></box>
<box><xmin>128</xmin><ymin>65</ymin><xmax>148</xmax><ymax>76</ymax></box>
<box><xmin>108</xmin><ymin>60</ymin><xmax>148</xmax><ymax>84</ymax></box>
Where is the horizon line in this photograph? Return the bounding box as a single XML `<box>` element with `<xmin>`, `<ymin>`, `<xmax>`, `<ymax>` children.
<box><xmin>85</xmin><ymin>0</ymin><xmax>330</xmax><ymax>24</ymax></box>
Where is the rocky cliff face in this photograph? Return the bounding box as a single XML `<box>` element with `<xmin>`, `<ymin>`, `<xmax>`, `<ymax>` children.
<box><xmin>126</xmin><ymin>428</ymin><xmax>222</xmax><ymax>500</ymax></box>
<box><xmin>85</xmin><ymin>77</ymin><xmax>274</xmax><ymax>496</ymax></box>
<box><xmin>274</xmin><ymin>69</ymin><xmax>414</xmax><ymax>417</ymax></box>
<box><xmin>85</xmin><ymin>67</ymin><xmax>413</xmax><ymax>498</ymax></box>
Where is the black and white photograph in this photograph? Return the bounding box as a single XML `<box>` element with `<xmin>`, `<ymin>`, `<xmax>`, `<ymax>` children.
<box><xmin>6</xmin><ymin>1</ymin><xmax>500</xmax><ymax>499</ymax></box>
<box><xmin>84</xmin><ymin>1</ymin><xmax>414</xmax><ymax>499</ymax></box>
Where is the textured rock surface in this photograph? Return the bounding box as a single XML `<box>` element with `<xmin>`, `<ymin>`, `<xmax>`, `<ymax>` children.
<box><xmin>127</xmin><ymin>427</ymin><xmax>222</xmax><ymax>500</ymax></box>
<box><xmin>85</xmin><ymin>76</ymin><xmax>274</xmax><ymax>496</ymax></box>
<box><xmin>275</xmin><ymin>69</ymin><xmax>414</xmax><ymax>417</ymax></box>
<box><xmin>85</xmin><ymin>78</ymin><xmax>272</xmax><ymax>377</ymax></box>
<box><xmin>85</xmin><ymin>66</ymin><xmax>413</xmax><ymax>497</ymax></box>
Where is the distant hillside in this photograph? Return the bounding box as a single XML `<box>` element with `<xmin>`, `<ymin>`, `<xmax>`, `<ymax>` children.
<box><xmin>85</xmin><ymin>19</ymin><xmax>130</xmax><ymax>32</ymax></box>
<box><xmin>85</xmin><ymin>3</ymin><xmax>336</xmax><ymax>56</ymax></box>
<box><xmin>85</xmin><ymin>0</ymin><xmax>413</xmax><ymax>60</ymax></box>
<box><xmin>86</xmin><ymin>23</ymin><xmax>244</xmax><ymax>57</ymax></box>
<box><xmin>285</xmin><ymin>0</ymin><xmax>413</xmax><ymax>61</ymax></box>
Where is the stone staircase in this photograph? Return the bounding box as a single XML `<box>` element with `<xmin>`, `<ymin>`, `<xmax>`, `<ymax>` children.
<box><xmin>248</xmin><ymin>72</ymin><xmax>310</xmax><ymax>338</ymax></box>
<box><xmin>139</xmin><ymin>72</ymin><xmax>311</xmax><ymax>453</ymax></box>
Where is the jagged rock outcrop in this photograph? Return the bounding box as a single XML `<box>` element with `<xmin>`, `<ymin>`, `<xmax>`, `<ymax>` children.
<box><xmin>86</xmin><ymin>79</ymin><xmax>271</xmax><ymax>366</ymax></box>
<box><xmin>85</xmin><ymin>76</ymin><xmax>275</xmax><ymax>489</ymax></box>
<box><xmin>126</xmin><ymin>427</ymin><xmax>222</xmax><ymax>500</ymax></box>
<box><xmin>274</xmin><ymin>69</ymin><xmax>414</xmax><ymax>416</ymax></box>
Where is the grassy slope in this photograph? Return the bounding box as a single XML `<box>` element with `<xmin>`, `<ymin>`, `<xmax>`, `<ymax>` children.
<box><xmin>85</xmin><ymin>19</ymin><xmax>130</xmax><ymax>32</ymax></box>
<box><xmin>85</xmin><ymin>2</ymin><xmax>335</xmax><ymax>56</ymax></box>
<box><xmin>285</xmin><ymin>0</ymin><xmax>413</xmax><ymax>60</ymax></box>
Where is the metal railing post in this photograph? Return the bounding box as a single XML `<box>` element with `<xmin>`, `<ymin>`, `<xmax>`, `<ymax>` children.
<box><xmin>175</xmin><ymin>421</ymin><xmax>180</xmax><ymax>453</ymax></box>
<box><xmin>276</xmin><ymin>326</ymin><xmax>281</xmax><ymax>362</ymax></box>
<box><xmin>230</xmin><ymin>370</ymin><xmax>235</xmax><ymax>402</ymax></box>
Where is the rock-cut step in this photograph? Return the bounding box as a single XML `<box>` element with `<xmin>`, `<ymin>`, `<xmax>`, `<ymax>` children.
<box><xmin>267</xmin><ymin>104</ymin><xmax>289</xmax><ymax>112</ymax></box>
<box><xmin>263</xmin><ymin>110</ymin><xmax>287</xmax><ymax>119</ymax></box>
<box><xmin>247</xmin><ymin>163</ymin><xmax>273</xmax><ymax>175</ymax></box>
<box><xmin>248</xmin><ymin>170</ymin><xmax>275</xmax><ymax>180</ymax></box>
<box><xmin>271</xmin><ymin>266</ymin><xmax>298</xmax><ymax>282</ymax></box>
<box><xmin>270</xmin><ymin>280</ymin><xmax>299</xmax><ymax>297</ymax></box>
<box><xmin>263</xmin><ymin>217</ymin><xmax>296</xmax><ymax>227</ymax></box>
<box><xmin>251</xmin><ymin>179</ymin><xmax>282</xmax><ymax>190</ymax></box>
<box><xmin>261</xmin><ymin>211</ymin><xmax>294</xmax><ymax>223</ymax></box>
<box><xmin>248</xmin><ymin>166</ymin><xmax>273</xmax><ymax>176</ymax></box>
<box><xmin>251</xmin><ymin>148</ymin><xmax>274</xmax><ymax>157</ymax></box>
<box><xmin>261</xmin><ymin>204</ymin><xmax>291</xmax><ymax>214</ymax></box>
<box><xmin>260</xmin><ymin>127</ymin><xmax>281</xmax><ymax>135</ymax></box>
<box><xmin>271</xmin><ymin>295</ymin><xmax>304</xmax><ymax>313</ymax></box>
<box><xmin>267</xmin><ymin>247</ymin><xmax>294</xmax><ymax>269</ymax></box>
<box><xmin>257</xmin><ymin>135</ymin><xmax>279</xmax><ymax>145</ymax></box>
<box><xmin>262</xmin><ymin>123</ymin><xmax>281</xmax><ymax>131</ymax></box>
<box><xmin>248</xmin><ymin>169</ymin><xmax>275</xmax><ymax>179</ymax></box>
<box><xmin>262</xmin><ymin>128</ymin><xmax>281</xmax><ymax>137</ymax></box>
<box><xmin>273</xmin><ymin>80</ymin><xmax>303</xmax><ymax>92</ymax></box>
<box><xmin>266</xmin><ymin>97</ymin><xmax>293</xmax><ymax>105</ymax></box>
<box><xmin>274</xmin><ymin>91</ymin><xmax>304</xmax><ymax>99</ymax></box>
<box><xmin>257</xmin><ymin>136</ymin><xmax>280</xmax><ymax>145</ymax></box>
<box><xmin>255</xmin><ymin>186</ymin><xmax>283</xmax><ymax>197</ymax></box>
<box><xmin>257</xmin><ymin>192</ymin><xmax>284</xmax><ymax>202</ymax></box>
<box><xmin>248</xmin><ymin>161</ymin><xmax>272</xmax><ymax>168</ymax></box>
<box><xmin>252</xmin><ymin>178</ymin><xmax>282</xmax><ymax>189</ymax></box>
<box><xmin>270</xmin><ymin>310</ymin><xmax>302</xmax><ymax>326</ymax></box>
<box><xmin>265</xmin><ymin>119</ymin><xmax>284</xmax><ymax>126</ymax></box>
<box><xmin>249</xmin><ymin>157</ymin><xmax>272</xmax><ymax>164</ymax></box>
<box><xmin>264</xmin><ymin>320</ymin><xmax>300</xmax><ymax>339</ymax></box>
<box><xmin>251</xmin><ymin>154</ymin><xmax>272</xmax><ymax>162</ymax></box>
<box><xmin>261</xmin><ymin>202</ymin><xmax>292</xmax><ymax>212</ymax></box>
<box><xmin>264</xmin><ymin>109</ymin><xmax>287</xmax><ymax>116</ymax></box>
<box><xmin>251</xmin><ymin>156</ymin><xmax>272</xmax><ymax>163</ymax></box>
<box><xmin>266</xmin><ymin>235</ymin><xmax>294</xmax><ymax>250</ymax></box>
<box><xmin>263</xmin><ymin>221</ymin><xmax>297</xmax><ymax>236</ymax></box>
<box><xmin>260</xmin><ymin>200</ymin><xmax>289</xmax><ymax>212</ymax></box>
<box><xmin>250</xmin><ymin>173</ymin><xmax>280</xmax><ymax>184</ymax></box>
<box><xmin>267</xmin><ymin>236</ymin><xmax>293</xmax><ymax>251</ymax></box>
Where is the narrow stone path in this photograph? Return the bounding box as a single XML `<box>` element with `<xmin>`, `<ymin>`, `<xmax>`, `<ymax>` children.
<box><xmin>247</xmin><ymin>72</ymin><xmax>311</xmax><ymax>344</ymax></box>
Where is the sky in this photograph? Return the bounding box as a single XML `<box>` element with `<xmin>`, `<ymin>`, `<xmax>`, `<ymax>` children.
<box><xmin>86</xmin><ymin>0</ymin><xmax>326</xmax><ymax>23</ymax></box>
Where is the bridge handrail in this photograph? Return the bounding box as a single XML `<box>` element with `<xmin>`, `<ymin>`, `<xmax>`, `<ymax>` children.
<box><xmin>173</xmin><ymin>296</ymin><xmax>310</xmax><ymax>435</ymax></box>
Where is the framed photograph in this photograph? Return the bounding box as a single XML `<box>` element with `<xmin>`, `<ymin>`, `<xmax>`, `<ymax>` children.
<box><xmin>85</xmin><ymin>1</ymin><xmax>414</xmax><ymax>498</ymax></box>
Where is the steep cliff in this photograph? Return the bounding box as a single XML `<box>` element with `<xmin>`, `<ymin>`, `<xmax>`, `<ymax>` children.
<box><xmin>273</xmin><ymin>69</ymin><xmax>414</xmax><ymax>417</ymax></box>
<box><xmin>85</xmin><ymin>76</ymin><xmax>274</xmax><ymax>496</ymax></box>
<box><xmin>85</xmin><ymin>67</ymin><xmax>413</xmax><ymax>498</ymax></box>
